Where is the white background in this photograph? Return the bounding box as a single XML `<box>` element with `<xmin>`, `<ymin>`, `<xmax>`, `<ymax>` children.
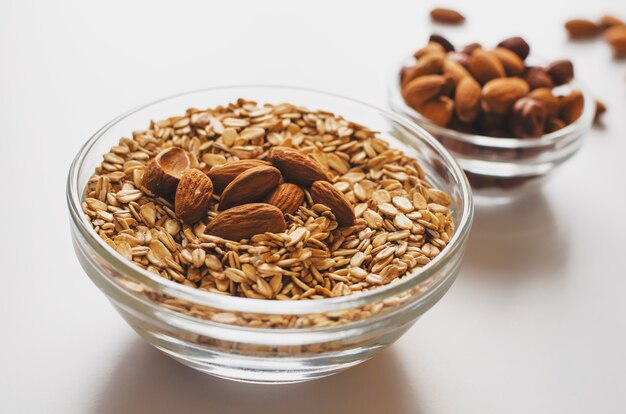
<box><xmin>2</xmin><ymin>0</ymin><xmax>626</xmax><ymax>413</ymax></box>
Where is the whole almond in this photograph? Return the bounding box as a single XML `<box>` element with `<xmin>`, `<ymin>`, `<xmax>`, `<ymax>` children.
<box><xmin>430</xmin><ymin>8</ymin><xmax>465</xmax><ymax>24</ymax></box>
<box><xmin>455</xmin><ymin>77</ymin><xmax>482</xmax><ymax>123</ymax></box>
<box><xmin>492</xmin><ymin>47</ymin><xmax>525</xmax><ymax>76</ymax></box>
<box><xmin>443</xmin><ymin>58</ymin><xmax>472</xmax><ymax>86</ymax></box>
<box><xmin>264</xmin><ymin>183</ymin><xmax>304</xmax><ymax>215</ymax></box>
<box><xmin>402</xmin><ymin>74</ymin><xmax>447</xmax><ymax>110</ymax></box>
<box><xmin>604</xmin><ymin>25</ymin><xmax>626</xmax><ymax>56</ymax></box>
<box><xmin>594</xmin><ymin>100</ymin><xmax>607</xmax><ymax>125</ymax></box>
<box><xmin>565</xmin><ymin>19</ymin><xmax>600</xmax><ymax>39</ymax></box>
<box><xmin>142</xmin><ymin>147</ymin><xmax>190</xmax><ymax>197</ymax></box>
<box><xmin>174</xmin><ymin>169</ymin><xmax>214</xmax><ymax>223</ymax></box>
<box><xmin>418</xmin><ymin>96</ymin><xmax>454</xmax><ymax>127</ymax></box>
<box><xmin>468</xmin><ymin>49</ymin><xmax>506</xmax><ymax>84</ymax></box>
<box><xmin>207</xmin><ymin>159</ymin><xmax>272</xmax><ymax>194</ymax></box>
<box><xmin>528</xmin><ymin>88</ymin><xmax>560</xmax><ymax>117</ymax></box>
<box><xmin>218</xmin><ymin>165</ymin><xmax>281</xmax><ymax>210</ymax></box>
<box><xmin>497</xmin><ymin>37</ymin><xmax>530</xmax><ymax>60</ymax></box>
<box><xmin>309</xmin><ymin>181</ymin><xmax>355</xmax><ymax>227</ymax></box>
<box><xmin>268</xmin><ymin>147</ymin><xmax>329</xmax><ymax>186</ymax></box>
<box><xmin>545</xmin><ymin>60</ymin><xmax>574</xmax><ymax>86</ymax></box>
<box><xmin>401</xmin><ymin>54</ymin><xmax>444</xmax><ymax>87</ymax></box>
<box><xmin>205</xmin><ymin>203</ymin><xmax>286</xmax><ymax>241</ymax></box>
<box><xmin>524</xmin><ymin>67</ymin><xmax>554</xmax><ymax>90</ymax></box>
<box><xmin>481</xmin><ymin>77</ymin><xmax>530</xmax><ymax>114</ymax></box>
<box><xmin>509</xmin><ymin>97</ymin><xmax>547</xmax><ymax>138</ymax></box>
<box><xmin>559</xmin><ymin>89</ymin><xmax>584</xmax><ymax>124</ymax></box>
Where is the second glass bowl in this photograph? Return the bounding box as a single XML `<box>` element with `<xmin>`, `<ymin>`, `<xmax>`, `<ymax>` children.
<box><xmin>388</xmin><ymin>56</ymin><xmax>594</xmax><ymax>203</ymax></box>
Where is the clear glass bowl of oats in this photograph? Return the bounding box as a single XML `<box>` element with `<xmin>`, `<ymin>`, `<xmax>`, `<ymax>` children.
<box><xmin>67</xmin><ymin>86</ymin><xmax>473</xmax><ymax>383</ymax></box>
<box><xmin>388</xmin><ymin>55</ymin><xmax>594</xmax><ymax>203</ymax></box>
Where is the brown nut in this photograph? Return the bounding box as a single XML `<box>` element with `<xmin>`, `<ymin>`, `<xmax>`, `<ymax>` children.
<box><xmin>604</xmin><ymin>25</ymin><xmax>626</xmax><ymax>56</ymax></box>
<box><xmin>481</xmin><ymin>77</ymin><xmax>530</xmax><ymax>114</ymax></box>
<box><xmin>559</xmin><ymin>89</ymin><xmax>584</xmax><ymax>124</ymax></box>
<box><xmin>413</xmin><ymin>42</ymin><xmax>446</xmax><ymax>59</ymax></box>
<box><xmin>418</xmin><ymin>96</ymin><xmax>454</xmax><ymax>127</ymax></box>
<box><xmin>546</xmin><ymin>117</ymin><xmax>567</xmax><ymax>133</ymax></box>
<box><xmin>545</xmin><ymin>60</ymin><xmax>574</xmax><ymax>86</ymax></box>
<box><xmin>401</xmin><ymin>54</ymin><xmax>444</xmax><ymax>87</ymax></box>
<box><xmin>309</xmin><ymin>181</ymin><xmax>355</xmax><ymax>227</ymax></box>
<box><xmin>598</xmin><ymin>15</ymin><xmax>625</xmax><ymax>31</ymax></box>
<box><xmin>524</xmin><ymin>67</ymin><xmax>554</xmax><ymax>90</ymax></box>
<box><xmin>205</xmin><ymin>203</ymin><xmax>286</xmax><ymax>241</ymax></box>
<box><xmin>594</xmin><ymin>100</ymin><xmax>607</xmax><ymax>125</ymax></box>
<box><xmin>401</xmin><ymin>74</ymin><xmax>447</xmax><ymax>110</ymax></box>
<box><xmin>492</xmin><ymin>47</ymin><xmax>525</xmax><ymax>76</ymax></box>
<box><xmin>468</xmin><ymin>49</ymin><xmax>506</xmax><ymax>84</ymax></box>
<box><xmin>207</xmin><ymin>159</ymin><xmax>272</xmax><ymax>194</ymax></box>
<box><xmin>429</xmin><ymin>34</ymin><xmax>455</xmax><ymax>52</ymax></box>
<box><xmin>443</xmin><ymin>58</ymin><xmax>472</xmax><ymax>86</ymax></box>
<box><xmin>268</xmin><ymin>146</ymin><xmax>329</xmax><ymax>186</ymax></box>
<box><xmin>430</xmin><ymin>8</ymin><xmax>465</xmax><ymax>25</ymax></box>
<box><xmin>264</xmin><ymin>183</ymin><xmax>304</xmax><ymax>215</ymax></box>
<box><xmin>510</xmin><ymin>97</ymin><xmax>547</xmax><ymax>138</ymax></box>
<box><xmin>454</xmin><ymin>77</ymin><xmax>482</xmax><ymax>123</ymax></box>
<box><xmin>142</xmin><ymin>147</ymin><xmax>190</xmax><ymax>197</ymax></box>
<box><xmin>218</xmin><ymin>165</ymin><xmax>282</xmax><ymax>210</ymax></box>
<box><xmin>174</xmin><ymin>169</ymin><xmax>214</xmax><ymax>223</ymax></box>
<box><xmin>565</xmin><ymin>19</ymin><xmax>600</xmax><ymax>39</ymax></box>
<box><xmin>528</xmin><ymin>88</ymin><xmax>560</xmax><ymax>117</ymax></box>
<box><xmin>497</xmin><ymin>37</ymin><xmax>530</xmax><ymax>60</ymax></box>
<box><xmin>461</xmin><ymin>43</ymin><xmax>482</xmax><ymax>55</ymax></box>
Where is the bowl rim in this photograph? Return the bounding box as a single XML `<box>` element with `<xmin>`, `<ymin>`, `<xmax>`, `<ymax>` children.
<box><xmin>388</xmin><ymin>55</ymin><xmax>595</xmax><ymax>149</ymax></box>
<box><xmin>67</xmin><ymin>84</ymin><xmax>474</xmax><ymax>315</ymax></box>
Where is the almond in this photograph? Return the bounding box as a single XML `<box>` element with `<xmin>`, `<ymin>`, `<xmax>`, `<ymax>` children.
<box><xmin>468</xmin><ymin>49</ymin><xmax>506</xmax><ymax>84</ymax></box>
<box><xmin>545</xmin><ymin>60</ymin><xmax>574</xmax><ymax>86</ymax></box>
<box><xmin>598</xmin><ymin>15</ymin><xmax>625</xmax><ymax>31</ymax></box>
<box><xmin>481</xmin><ymin>77</ymin><xmax>530</xmax><ymax>114</ymax></box>
<box><xmin>604</xmin><ymin>25</ymin><xmax>626</xmax><ymax>56</ymax></box>
<box><xmin>207</xmin><ymin>159</ymin><xmax>271</xmax><ymax>194</ymax></box>
<box><xmin>205</xmin><ymin>203</ymin><xmax>286</xmax><ymax>241</ymax></box>
<box><xmin>509</xmin><ymin>97</ymin><xmax>546</xmax><ymax>138</ymax></box>
<box><xmin>142</xmin><ymin>147</ymin><xmax>190</xmax><ymax>196</ymax></box>
<box><xmin>413</xmin><ymin>42</ymin><xmax>446</xmax><ymax>59</ymax></box>
<box><xmin>524</xmin><ymin>67</ymin><xmax>554</xmax><ymax>90</ymax></box>
<box><xmin>309</xmin><ymin>181</ymin><xmax>355</xmax><ymax>227</ymax></box>
<box><xmin>401</xmin><ymin>54</ymin><xmax>444</xmax><ymax>87</ymax></box>
<box><xmin>429</xmin><ymin>34</ymin><xmax>455</xmax><ymax>52</ymax></box>
<box><xmin>497</xmin><ymin>37</ymin><xmax>530</xmax><ymax>60</ymax></box>
<box><xmin>528</xmin><ymin>88</ymin><xmax>560</xmax><ymax>117</ymax></box>
<box><xmin>455</xmin><ymin>77</ymin><xmax>482</xmax><ymax>123</ymax></box>
<box><xmin>174</xmin><ymin>169</ymin><xmax>214</xmax><ymax>223</ymax></box>
<box><xmin>546</xmin><ymin>117</ymin><xmax>566</xmax><ymax>133</ymax></box>
<box><xmin>429</xmin><ymin>8</ymin><xmax>465</xmax><ymax>25</ymax></box>
<box><xmin>418</xmin><ymin>96</ymin><xmax>454</xmax><ymax>127</ymax></box>
<box><xmin>565</xmin><ymin>19</ymin><xmax>600</xmax><ymax>39</ymax></box>
<box><xmin>268</xmin><ymin>146</ymin><xmax>329</xmax><ymax>186</ymax></box>
<box><xmin>559</xmin><ymin>89</ymin><xmax>584</xmax><ymax>124</ymax></box>
<box><xmin>443</xmin><ymin>58</ymin><xmax>472</xmax><ymax>86</ymax></box>
<box><xmin>401</xmin><ymin>74</ymin><xmax>446</xmax><ymax>110</ymax></box>
<box><xmin>492</xmin><ymin>47</ymin><xmax>525</xmax><ymax>76</ymax></box>
<box><xmin>594</xmin><ymin>100</ymin><xmax>607</xmax><ymax>125</ymax></box>
<box><xmin>264</xmin><ymin>183</ymin><xmax>304</xmax><ymax>215</ymax></box>
<box><xmin>218</xmin><ymin>165</ymin><xmax>281</xmax><ymax>210</ymax></box>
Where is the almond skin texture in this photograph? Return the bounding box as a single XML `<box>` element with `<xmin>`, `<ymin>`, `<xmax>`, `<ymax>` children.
<box><xmin>565</xmin><ymin>19</ymin><xmax>600</xmax><ymax>39</ymax></box>
<box><xmin>218</xmin><ymin>165</ymin><xmax>281</xmax><ymax>211</ymax></box>
<box><xmin>418</xmin><ymin>96</ymin><xmax>454</xmax><ymax>127</ymax></box>
<box><xmin>264</xmin><ymin>183</ymin><xmax>304</xmax><ymax>215</ymax></box>
<box><xmin>142</xmin><ymin>147</ymin><xmax>190</xmax><ymax>197</ymax></box>
<box><xmin>174</xmin><ymin>169</ymin><xmax>214</xmax><ymax>224</ymax></box>
<box><xmin>497</xmin><ymin>37</ymin><xmax>530</xmax><ymax>60</ymax></box>
<box><xmin>430</xmin><ymin>8</ymin><xmax>465</xmax><ymax>24</ymax></box>
<box><xmin>468</xmin><ymin>49</ymin><xmax>506</xmax><ymax>84</ymax></box>
<box><xmin>205</xmin><ymin>203</ymin><xmax>286</xmax><ymax>241</ymax></box>
<box><xmin>268</xmin><ymin>147</ymin><xmax>329</xmax><ymax>186</ymax></box>
<box><xmin>492</xmin><ymin>47</ymin><xmax>525</xmax><ymax>76</ymax></box>
<box><xmin>455</xmin><ymin>77</ymin><xmax>482</xmax><ymax>123</ymax></box>
<box><xmin>207</xmin><ymin>159</ymin><xmax>272</xmax><ymax>194</ymax></box>
<box><xmin>309</xmin><ymin>181</ymin><xmax>355</xmax><ymax>227</ymax></box>
<box><xmin>481</xmin><ymin>77</ymin><xmax>530</xmax><ymax>114</ymax></box>
<box><xmin>560</xmin><ymin>89</ymin><xmax>584</xmax><ymax>124</ymax></box>
<box><xmin>401</xmin><ymin>54</ymin><xmax>444</xmax><ymax>87</ymax></box>
<box><xmin>402</xmin><ymin>75</ymin><xmax>447</xmax><ymax>110</ymax></box>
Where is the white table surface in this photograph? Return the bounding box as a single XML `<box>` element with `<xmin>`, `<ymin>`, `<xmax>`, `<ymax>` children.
<box><xmin>2</xmin><ymin>0</ymin><xmax>625</xmax><ymax>412</ymax></box>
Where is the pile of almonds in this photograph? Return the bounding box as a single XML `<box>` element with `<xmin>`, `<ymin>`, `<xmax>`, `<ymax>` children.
<box><xmin>400</xmin><ymin>35</ymin><xmax>585</xmax><ymax>138</ymax></box>
<box><xmin>83</xmin><ymin>100</ymin><xmax>455</xmax><ymax>300</ymax></box>
<box><xmin>565</xmin><ymin>14</ymin><xmax>626</xmax><ymax>56</ymax></box>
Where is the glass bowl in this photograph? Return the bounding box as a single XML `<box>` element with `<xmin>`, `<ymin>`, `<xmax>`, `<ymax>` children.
<box><xmin>388</xmin><ymin>56</ymin><xmax>594</xmax><ymax>203</ymax></box>
<box><xmin>67</xmin><ymin>86</ymin><xmax>473</xmax><ymax>384</ymax></box>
